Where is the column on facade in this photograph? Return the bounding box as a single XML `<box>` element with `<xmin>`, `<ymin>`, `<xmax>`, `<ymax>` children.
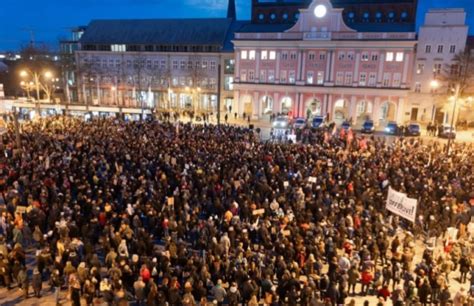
<box><xmin>327</xmin><ymin>95</ymin><xmax>333</xmax><ymax>120</ymax></box>
<box><xmin>273</xmin><ymin>92</ymin><xmax>280</xmax><ymax>115</ymax></box>
<box><xmin>396</xmin><ymin>97</ymin><xmax>405</xmax><ymax>123</ymax></box>
<box><xmin>298</xmin><ymin>50</ymin><xmax>305</xmax><ymax>82</ymax></box>
<box><xmin>253</xmin><ymin>91</ymin><xmax>260</xmax><ymax>118</ymax></box>
<box><xmin>401</xmin><ymin>53</ymin><xmax>410</xmax><ymax>88</ymax></box>
<box><xmin>255</xmin><ymin>51</ymin><xmax>260</xmax><ymax>83</ymax></box>
<box><xmin>329</xmin><ymin>51</ymin><xmax>336</xmax><ymax>83</ymax></box>
<box><xmin>323</xmin><ymin>94</ymin><xmax>328</xmax><ymax>116</ymax></box>
<box><xmin>349</xmin><ymin>96</ymin><xmax>357</xmax><ymax>122</ymax></box>
<box><xmin>353</xmin><ymin>52</ymin><xmax>361</xmax><ymax>86</ymax></box>
<box><xmin>275</xmin><ymin>50</ymin><xmax>281</xmax><ymax>83</ymax></box>
<box><xmin>377</xmin><ymin>53</ymin><xmax>385</xmax><ymax>87</ymax></box>
<box><xmin>325</xmin><ymin>50</ymin><xmax>332</xmax><ymax>83</ymax></box>
<box><xmin>235</xmin><ymin>50</ymin><xmax>241</xmax><ymax>81</ymax></box>
<box><xmin>373</xmin><ymin>97</ymin><xmax>381</xmax><ymax>125</ymax></box>
<box><xmin>234</xmin><ymin>90</ymin><xmax>241</xmax><ymax>116</ymax></box>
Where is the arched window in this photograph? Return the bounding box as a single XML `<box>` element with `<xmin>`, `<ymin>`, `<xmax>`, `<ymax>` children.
<box><xmin>258</xmin><ymin>13</ymin><xmax>265</xmax><ymax>21</ymax></box>
<box><xmin>401</xmin><ymin>12</ymin><xmax>408</xmax><ymax>20</ymax></box>
<box><xmin>282</xmin><ymin>13</ymin><xmax>288</xmax><ymax>20</ymax></box>
<box><xmin>294</xmin><ymin>12</ymin><xmax>300</xmax><ymax>21</ymax></box>
<box><xmin>270</xmin><ymin>13</ymin><xmax>276</xmax><ymax>20</ymax></box>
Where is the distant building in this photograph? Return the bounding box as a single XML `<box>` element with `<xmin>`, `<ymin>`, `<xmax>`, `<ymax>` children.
<box><xmin>60</xmin><ymin>26</ymin><xmax>87</xmax><ymax>103</ymax></box>
<box><xmin>409</xmin><ymin>9</ymin><xmax>469</xmax><ymax>124</ymax></box>
<box><xmin>233</xmin><ymin>0</ymin><xmax>417</xmax><ymax>126</ymax></box>
<box><xmin>68</xmin><ymin>0</ymin><xmax>240</xmax><ymax>116</ymax></box>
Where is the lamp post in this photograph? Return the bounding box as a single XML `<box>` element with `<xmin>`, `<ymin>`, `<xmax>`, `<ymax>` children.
<box><xmin>446</xmin><ymin>83</ymin><xmax>460</xmax><ymax>154</ymax></box>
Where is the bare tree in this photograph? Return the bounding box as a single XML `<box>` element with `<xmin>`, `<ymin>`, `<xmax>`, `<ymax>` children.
<box><xmin>436</xmin><ymin>49</ymin><xmax>474</xmax><ymax>126</ymax></box>
<box><xmin>76</xmin><ymin>55</ymin><xmax>100</xmax><ymax>105</ymax></box>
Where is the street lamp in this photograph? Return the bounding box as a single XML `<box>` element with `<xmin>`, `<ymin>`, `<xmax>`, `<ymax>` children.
<box><xmin>446</xmin><ymin>83</ymin><xmax>460</xmax><ymax>153</ymax></box>
<box><xmin>430</xmin><ymin>80</ymin><xmax>439</xmax><ymax>90</ymax></box>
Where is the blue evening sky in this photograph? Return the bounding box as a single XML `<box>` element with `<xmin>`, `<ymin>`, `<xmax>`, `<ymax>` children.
<box><xmin>0</xmin><ymin>0</ymin><xmax>473</xmax><ymax>51</ymax></box>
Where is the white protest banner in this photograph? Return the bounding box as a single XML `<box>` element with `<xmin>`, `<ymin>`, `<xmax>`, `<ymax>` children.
<box><xmin>446</xmin><ymin>227</ymin><xmax>458</xmax><ymax>242</ymax></box>
<box><xmin>386</xmin><ymin>187</ymin><xmax>417</xmax><ymax>223</ymax></box>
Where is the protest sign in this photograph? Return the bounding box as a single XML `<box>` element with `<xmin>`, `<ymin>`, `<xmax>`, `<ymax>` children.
<box><xmin>252</xmin><ymin>208</ymin><xmax>265</xmax><ymax>216</ymax></box>
<box><xmin>386</xmin><ymin>187</ymin><xmax>417</xmax><ymax>223</ymax></box>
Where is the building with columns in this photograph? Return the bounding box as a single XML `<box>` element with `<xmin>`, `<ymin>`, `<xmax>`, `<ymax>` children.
<box><xmin>233</xmin><ymin>0</ymin><xmax>418</xmax><ymax>126</ymax></box>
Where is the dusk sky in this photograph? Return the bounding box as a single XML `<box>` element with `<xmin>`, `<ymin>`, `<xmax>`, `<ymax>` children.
<box><xmin>1</xmin><ymin>0</ymin><xmax>473</xmax><ymax>51</ymax></box>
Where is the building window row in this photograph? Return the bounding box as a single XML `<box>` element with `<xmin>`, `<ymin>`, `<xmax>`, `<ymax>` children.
<box><xmin>386</xmin><ymin>52</ymin><xmax>404</xmax><ymax>62</ymax></box>
<box><xmin>425</xmin><ymin>44</ymin><xmax>456</xmax><ymax>54</ymax></box>
<box><xmin>346</xmin><ymin>11</ymin><xmax>408</xmax><ymax>23</ymax></box>
<box><xmin>82</xmin><ymin>44</ymin><xmax>221</xmax><ymax>53</ymax></box>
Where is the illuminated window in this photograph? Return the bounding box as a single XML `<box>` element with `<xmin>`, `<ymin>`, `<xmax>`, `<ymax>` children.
<box><xmin>396</xmin><ymin>52</ymin><xmax>404</xmax><ymax>62</ymax></box>
<box><xmin>249</xmin><ymin>50</ymin><xmax>256</xmax><ymax>60</ymax></box>
<box><xmin>386</xmin><ymin>52</ymin><xmax>394</xmax><ymax>62</ymax></box>
<box><xmin>261</xmin><ymin>50</ymin><xmax>268</xmax><ymax>60</ymax></box>
<box><xmin>269</xmin><ymin>51</ymin><xmax>276</xmax><ymax>60</ymax></box>
<box><xmin>111</xmin><ymin>44</ymin><xmax>126</xmax><ymax>52</ymax></box>
<box><xmin>307</xmin><ymin>71</ymin><xmax>314</xmax><ymax>84</ymax></box>
<box><xmin>241</xmin><ymin>50</ymin><xmax>248</xmax><ymax>60</ymax></box>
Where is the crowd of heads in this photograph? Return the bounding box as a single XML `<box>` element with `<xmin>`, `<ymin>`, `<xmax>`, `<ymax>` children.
<box><xmin>0</xmin><ymin>116</ymin><xmax>472</xmax><ymax>306</ymax></box>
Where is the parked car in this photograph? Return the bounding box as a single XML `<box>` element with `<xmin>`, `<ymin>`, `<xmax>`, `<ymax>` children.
<box><xmin>438</xmin><ymin>124</ymin><xmax>456</xmax><ymax>139</ymax></box>
<box><xmin>312</xmin><ymin>116</ymin><xmax>326</xmax><ymax>128</ymax></box>
<box><xmin>361</xmin><ymin>120</ymin><xmax>375</xmax><ymax>134</ymax></box>
<box><xmin>405</xmin><ymin>122</ymin><xmax>421</xmax><ymax>136</ymax></box>
<box><xmin>293</xmin><ymin>117</ymin><xmax>307</xmax><ymax>129</ymax></box>
<box><xmin>384</xmin><ymin>121</ymin><xmax>400</xmax><ymax>135</ymax></box>
<box><xmin>341</xmin><ymin>121</ymin><xmax>351</xmax><ymax>131</ymax></box>
<box><xmin>272</xmin><ymin>116</ymin><xmax>291</xmax><ymax>129</ymax></box>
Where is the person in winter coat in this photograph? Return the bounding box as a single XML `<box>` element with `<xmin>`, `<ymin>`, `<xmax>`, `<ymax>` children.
<box><xmin>227</xmin><ymin>282</ymin><xmax>241</xmax><ymax>306</ymax></box>
<box><xmin>418</xmin><ymin>279</ymin><xmax>432</xmax><ymax>306</ymax></box>
<box><xmin>459</xmin><ymin>254</ymin><xmax>471</xmax><ymax>284</ymax></box>
<box><xmin>83</xmin><ymin>279</ymin><xmax>95</xmax><ymax>306</ymax></box>
<box><xmin>439</xmin><ymin>285</ymin><xmax>451</xmax><ymax>306</ymax></box>
<box><xmin>134</xmin><ymin>276</ymin><xmax>146</xmax><ymax>305</ymax></box>
<box><xmin>348</xmin><ymin>265</ymin><xmax>360</xmax><ymax>296</ymax></box>
<box><xmin>32</xmin><ymin>268</ymin><xmax>42</xmax><ymax>297</ymax></box>
<box><xmin>17</xmin><ymin>266</ymin><xmax>29</xmax><ymax>299</ymax></box>
<box><xmin>211</xmin><ymin>279</ymin><xmax>227</xmax><ymax>303</ymax></box>
<box><xmin>69</xmin><ymin>275</ymin><xmax>81</xmax><ymax>306</ymax></box>
<box><xmin>50</xmin><ymin>269</ymin><xmax>63</xmax><ymax>305</ymax></box>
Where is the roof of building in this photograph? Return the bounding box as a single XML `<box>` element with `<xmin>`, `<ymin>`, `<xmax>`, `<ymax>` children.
<box><xmin>79</xmin><ymin>18</ymin><xmax>236</xmax><ymax>47</ymax></box>
<box><xmin>237</xmin><ymin>23</ymin><xmax>293</xmax><ymax>33</ymax></box>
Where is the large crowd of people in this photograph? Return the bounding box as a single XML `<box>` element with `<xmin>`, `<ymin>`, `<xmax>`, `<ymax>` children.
<box><xmin>0</xmin><ymin>116</ymin><xmax>472</xmax><ymax>306</ymax></box>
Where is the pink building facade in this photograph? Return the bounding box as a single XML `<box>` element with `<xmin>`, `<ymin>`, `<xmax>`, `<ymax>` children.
<box><xmin>233</xmin><ymin>0</ymin><xmax>417</xmax><ymax>126</ymax></box>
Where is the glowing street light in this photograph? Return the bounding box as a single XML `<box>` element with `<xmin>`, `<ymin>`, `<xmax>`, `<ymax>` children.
<box><xmin>430</xmin><ymin>79</ymin><xmax>439</xmax><ymax>90</ymax></box>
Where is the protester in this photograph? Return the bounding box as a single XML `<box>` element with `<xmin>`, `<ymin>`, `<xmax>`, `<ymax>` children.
<box><xmin>0</xmin><ymin>115</ymin><xmax>471</xmax><ymax>305</ymax></box>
